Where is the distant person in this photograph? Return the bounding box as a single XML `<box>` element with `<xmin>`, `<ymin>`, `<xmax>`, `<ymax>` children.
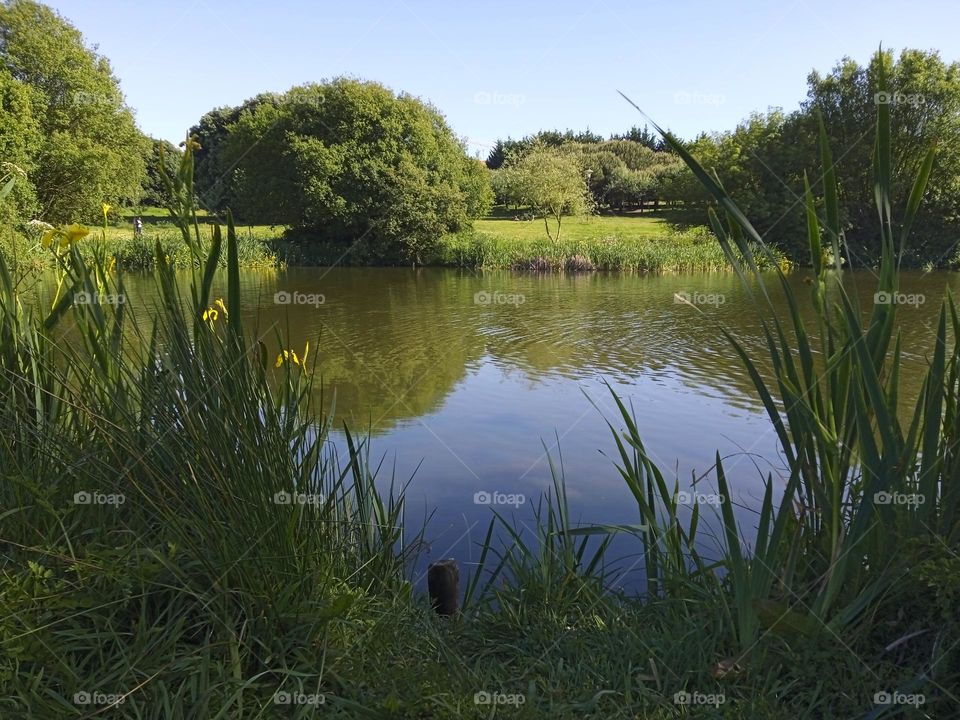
<box><xmin>134</xmin><ymin>217</ymin><xmax>143</xmax><ymax>238</ymax></box>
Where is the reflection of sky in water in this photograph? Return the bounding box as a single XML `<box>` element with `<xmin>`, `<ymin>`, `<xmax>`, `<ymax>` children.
<box><xmin>327</xmin><ymin>360</ymin><xmax>785</xmax><ymax>592</ymax></box>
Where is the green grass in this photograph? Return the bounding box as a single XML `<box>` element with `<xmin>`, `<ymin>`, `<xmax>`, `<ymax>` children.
<box><xmin>438</xmin><ymin>211</ymin><xmax>789</xmax><ymax>273</ymax></box>
<box><xmin>474</xmin><ymin>211</ymin><xmax>674</xmax><ymax>241</ymax></box>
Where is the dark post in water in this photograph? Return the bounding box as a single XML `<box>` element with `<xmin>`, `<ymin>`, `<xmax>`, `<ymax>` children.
<box><xmin>427</xmin><ymin>559</ymin><xmax>459</xmax><ymax>616</ymax></box>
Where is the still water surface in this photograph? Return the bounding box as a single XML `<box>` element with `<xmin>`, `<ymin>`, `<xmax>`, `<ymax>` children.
<box><xmin>46</xmin><ymin>267</ymin><xmax>955</xmax><ymax>589</ymax></box>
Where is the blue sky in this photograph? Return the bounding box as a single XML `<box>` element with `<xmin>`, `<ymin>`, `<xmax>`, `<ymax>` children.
<box><xmin>49</xmin><ymin>0</ymin><xmax>960</xmax><ymax>157</ymax></box>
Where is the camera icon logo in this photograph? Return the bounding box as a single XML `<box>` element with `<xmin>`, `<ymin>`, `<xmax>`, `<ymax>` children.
<box><xmin>473</xmin><ymin>491</ymin><xmax>492</xmax><ymax>505</ymax></box>
<box><xmin>74</xmin><ymin>291</ymin><xmax>92</xmax><ymax>305</ymax></box>
<box><xmin>673</xmin><ymin>690</ymin><xmax>691</xmax><ymax>705</ymax></box>
<box><xmin>273</xmin><ymin>491</ymin><xmax>292</xmax><ymax>504</ymax></box>
<box><xmin>73</xmin><ymin>691</ymin><xmax>91</xmax><ymax>704</ymax></box>
<box><xmin>874</xmin><ymin>491</ymin><xmax>892</xmax><ymax>505</ymax></box>
<box><xmin>474</xmin><ymin>691</ymin><xmax>492</xmax><ymax>704</ymax></box>
<box><xmin>675</xmin><ymin>491</ymin><xmax>692</xmax><ymax>505</ymax></box>
<box><xmin>273</xmin><ymin>691</ymin><xmax>292</xmax><ymax>704</ymax></box>
<box><xmin>74</xmin><ymin>491</ymin><xmax>92</xmax><ymax>504</ymax></box>
<box><xmin>874</xmin><ymin>291</ymin><xmax>892</xmax><ymax>305</ymax></box>
<box><xmin>873</xmin><ymin>691</ymin><xmax>892</xmax><ymax>705</ymax></box>
<box><xmin>473</xmin><ymin>291</ymin><xmax>491</xmax><ymax>305</ymax></box>
<box><xmin>274</xmin><ymin>291</ymin><xmax>292</xmax><ymax>305</ymax></box>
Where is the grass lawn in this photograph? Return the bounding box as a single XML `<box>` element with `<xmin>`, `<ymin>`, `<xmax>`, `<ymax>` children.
<box><xmin>474</xmin><ymin>212</ymin><xmax>674</xmax><ymax>242</ymax></box>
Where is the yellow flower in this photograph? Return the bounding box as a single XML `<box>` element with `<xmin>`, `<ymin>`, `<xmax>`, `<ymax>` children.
<box><xmin>40</xmin><ymin>223</ymin><xmax>90</xmax><ymax>251</ymax></box>
<box><xmin>63</xmin><ymin>224</ymin><xmax>90</xmax><ymax>244</ymax></box>
<box><xmin>202</xmin><ymin>299</ymin><xmax>227</xmax><ymax>325</ymax></box>
<box><xmin>275</xmin><ymin>342</ymin><xmax>310</xmax><ymax>369</ymax></box>
<box><xmin>275</xmin><ymin>349</ymin><xmax>299</xmax><ymax>368</ymax></box>
<box><xmin>101</xmin><ymin>203</ymin><xmax>111</xmax><ymax>220</ymax></box>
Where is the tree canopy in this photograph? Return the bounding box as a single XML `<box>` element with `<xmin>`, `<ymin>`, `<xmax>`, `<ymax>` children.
<box><xmin>0</xmin><ymin>0</ymin><xmax>147</xmax><ymax>223</ymax></box>
<box><xmin>667</xmin><ymin>48</ymin><xmax>960</xmax><ymax>265</ymax></box>
<box><xmin>192</xmin><ymin>79</ymin><xmax>492</xmax><ymax>263</ymax></box>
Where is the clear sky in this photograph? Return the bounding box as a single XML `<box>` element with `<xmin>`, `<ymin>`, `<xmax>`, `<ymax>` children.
<box><xmin>47</xmin><ymin>0</ymin><xmax>960</xmax><ymax>157</ymax></box>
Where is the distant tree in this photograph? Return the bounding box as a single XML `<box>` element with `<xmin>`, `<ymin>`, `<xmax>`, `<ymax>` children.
<box><xmin>505</xmin><ymin>145</ymin><xmax>592</xmax><ymax>241</ymax></box>
<box><xmin>486</xmin><ymin>139</ymin><xmax>507</xmax><ymax>170</ymax></box>
<box><xmin>0</xmin><ymin>0</ymin><xmax>148</xmax><ymax>222</ymax></box>
<box><xmin>612</xmin><ymin>125</ymin><xmax>665</xmax><ymax>151</ymax></box>
<box><xmin>140</xmin><ymin>138</ymin><xmax>181</xmax><ymax>207</ymax></box>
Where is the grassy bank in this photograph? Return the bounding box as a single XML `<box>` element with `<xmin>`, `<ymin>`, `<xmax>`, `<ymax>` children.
<box><xmin>437</xmin><ymin>224</ymin><xmax>786</xmax><ymax>273</ymax></box>
<box><xmin>2</xmin><ymin>221</ymin><xmax>280</xmax><ymax>271</ymax></box>
<box><xmin>5</xmin><ymin>212</ymin><xmax>785</xmax><ymax>274</ymax></box>
<box><xmin>275</xmin><ymin>213</ymin><xmax>788</xmax><ymax>272</ymax></box>
<box><xmin>1</xmin><ymin>106</ymin><xmax>959</xmax><ymax>718</ymax></box>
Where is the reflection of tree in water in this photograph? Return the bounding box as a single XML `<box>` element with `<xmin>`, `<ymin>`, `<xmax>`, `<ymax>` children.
<box><xmin>270</xmin><ymin>268</ymin><xmax>487</xmax><ymax>434</ymax></box>
<box><xmin>79</xmin><ymin>267</ymin><xmax>954</xmax><ymax>433</ymax></box>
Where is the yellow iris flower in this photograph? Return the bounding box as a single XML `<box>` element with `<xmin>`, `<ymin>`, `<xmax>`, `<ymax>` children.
<box><xmin>275</xmin><ymin>341</ymin><xmax>310</xmax><ymax>368</ymax></box>
<box><xmin>202</xmin><ymin>298</ymin><xmax>228</xmax><ymax>324</ymax></box>
<box><xmin>41</xmin><ymin>223</ymin><xmax>90</xmax><ymax>250</ymax></box>
<box><xmin>101</xmin><ymin>203</ymin><xmax>111</xmax><ymax>221</ymax></box>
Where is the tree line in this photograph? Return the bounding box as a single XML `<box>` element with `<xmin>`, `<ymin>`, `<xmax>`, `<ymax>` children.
<box><xmin>2</xmin><ymin>0</ymin><xmax>960</xmax><ymax>266</ymax></box>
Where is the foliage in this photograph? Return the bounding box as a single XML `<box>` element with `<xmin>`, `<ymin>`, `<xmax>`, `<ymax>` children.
<box><xmin>192</xmin><ymin>79</ymin><xmax>491</xmax><ymax>263</ymax></box>
<box><xmin>672</xmin><ymin>48</ymin><xmax>960</xmax><ymax>266</ymax></box>
<box><xmin>0</xmin><ymin>0</ymin><xmax>148</xmax><ymax>223</ymax></box>
<box><xmin>139</xmin><ymin>137</ymin><xmax>181</xmax><ymax>207</ymax></box>
<box><xmin>498</xmin><ymin>145</ymin><xmax>593</xmax><ymax>241</ymax></box>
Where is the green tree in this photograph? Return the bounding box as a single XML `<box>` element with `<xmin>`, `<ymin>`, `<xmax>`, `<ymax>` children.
<box><xmin>140</xmin><ymin>138</ymin><xmax>181</xmax><ymax>207</ymax></box>
<box><xmin>801</xmin><ymin>48</ymin><xmax>960</xmax><ymax>264</ymax></box>
<box><xmin>0</xmin><ymin>65</ymin><xmax>40</xmax><ymax>225</ymax></box>
<box><xmin>505</xmin><ymin>145</ymin><xmax>592</xmax><ymax>241</ymax></box>
<box><xmin>195</xmin><ymin>79</ymin><xmax>490</xmax><ymax>263</ymax></box>
<box><xmin>0</xmin><ymin>0</ymin><xmax>148</xmax><ymax>223</ymax></box>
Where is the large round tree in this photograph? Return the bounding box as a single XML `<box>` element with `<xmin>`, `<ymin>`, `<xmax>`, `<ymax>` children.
<box><xmin>193</xmin><ymin>79</ymin><xmax>493</xmax><ymax>263</ymax></box>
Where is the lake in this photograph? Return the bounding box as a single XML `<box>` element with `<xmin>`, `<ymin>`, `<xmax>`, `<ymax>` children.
<box><xmin>38</xmin><ymin>266</ymin><xmax>956</xmax><ymax>591</ymax></box>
